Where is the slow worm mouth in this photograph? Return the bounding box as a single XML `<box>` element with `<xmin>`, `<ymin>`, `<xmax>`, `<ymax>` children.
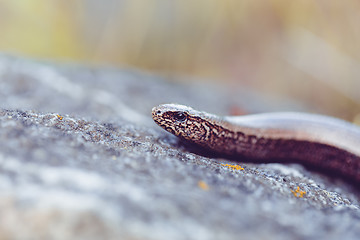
<box><xmin>151</xmin><ymin>113</ymin><xmax>160</xmax><ymax>124</ymax></box>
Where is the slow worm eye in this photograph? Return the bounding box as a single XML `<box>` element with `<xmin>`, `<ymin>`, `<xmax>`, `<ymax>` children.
<box><xmin>173</xmin><ymin>112</ymin><xmax>187</xmax><ymax>122</ymax></box>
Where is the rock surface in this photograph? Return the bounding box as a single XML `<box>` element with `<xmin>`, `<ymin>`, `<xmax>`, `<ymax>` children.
<box><xmin>0</xmin><ymin>55</ymin><xmax>359</xmax><ymax>240</ymax></box>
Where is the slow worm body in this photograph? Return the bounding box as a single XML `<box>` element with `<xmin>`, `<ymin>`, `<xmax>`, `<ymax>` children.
<box><xmin>152</xmin><ymin>104</ymin><xmax>360</xmax><ymax>184</ymax></box>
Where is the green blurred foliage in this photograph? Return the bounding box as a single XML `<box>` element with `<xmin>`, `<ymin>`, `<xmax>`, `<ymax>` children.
<box><xmin>0</xmin><ymin>0</ymin><xmax>359</xmax><ymax>118</ymax></box>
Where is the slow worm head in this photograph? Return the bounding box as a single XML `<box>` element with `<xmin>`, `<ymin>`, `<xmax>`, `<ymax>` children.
<box><xmin>152</xmin><ymin>103</ymin><xmax>360</xmax><ymax>185</ymax></box>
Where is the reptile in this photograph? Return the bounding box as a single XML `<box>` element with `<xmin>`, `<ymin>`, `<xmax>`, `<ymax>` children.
<box><xmin>152</xmin><ymin>103</ymin><xmax>360</xmax><ymax>184</ymax></box>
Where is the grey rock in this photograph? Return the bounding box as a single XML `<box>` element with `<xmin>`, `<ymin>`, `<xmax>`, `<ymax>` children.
<box><xmin>0</xmin><ymin>54</ymin><xmax>359</xmax><ymax>240</ymax></box>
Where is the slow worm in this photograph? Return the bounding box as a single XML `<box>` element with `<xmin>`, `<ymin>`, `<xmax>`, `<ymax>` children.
<box><xmin>152</xmin><ymin>104</ymin><xmax>360</xmax><ymax>184</ymax></box>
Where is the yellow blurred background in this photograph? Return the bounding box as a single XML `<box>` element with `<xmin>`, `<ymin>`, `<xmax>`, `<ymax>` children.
<box><xmin>1</xmin><ymin>0</ymin><xmax>360</xmax><ymax>120</ymax></box>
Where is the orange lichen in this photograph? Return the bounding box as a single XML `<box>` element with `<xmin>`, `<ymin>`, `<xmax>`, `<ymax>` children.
<box><xmin>291</xmin><ymin>186</ymin><xmax>306</xmax><ymax>198</ymax></box>
<box><xmin>56</xmin><ymin>114</ymin><xmax>63</xmax><ymax>120</ymax></box>
<box><xmin>221</xmin><ymin>163</ymin><xmax>244</xmax><ymax>171</ymax></box>
<box><xmin>198</xmin><ymin>181</ymin><xmax>209</xmax><ymax>191</ymax></box>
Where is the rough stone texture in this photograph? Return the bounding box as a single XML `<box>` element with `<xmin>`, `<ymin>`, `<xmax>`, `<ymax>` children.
<box><xmin>0</xmin><ymin>54</ymin><xmax>359</xmax><ymax>240</ymax></box>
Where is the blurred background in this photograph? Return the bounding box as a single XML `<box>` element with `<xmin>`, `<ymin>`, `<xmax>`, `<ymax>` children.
<box><xmin>1</xmin><ymin>0</ymin><xmax>360</xmax><ymax>121</ymax></box>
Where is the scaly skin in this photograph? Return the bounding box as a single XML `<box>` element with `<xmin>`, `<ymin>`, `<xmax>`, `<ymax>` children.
<box><xmin>152</xmin><ymin>104</ymin><xmax>360</xmax><ymax>185</ymax></box>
